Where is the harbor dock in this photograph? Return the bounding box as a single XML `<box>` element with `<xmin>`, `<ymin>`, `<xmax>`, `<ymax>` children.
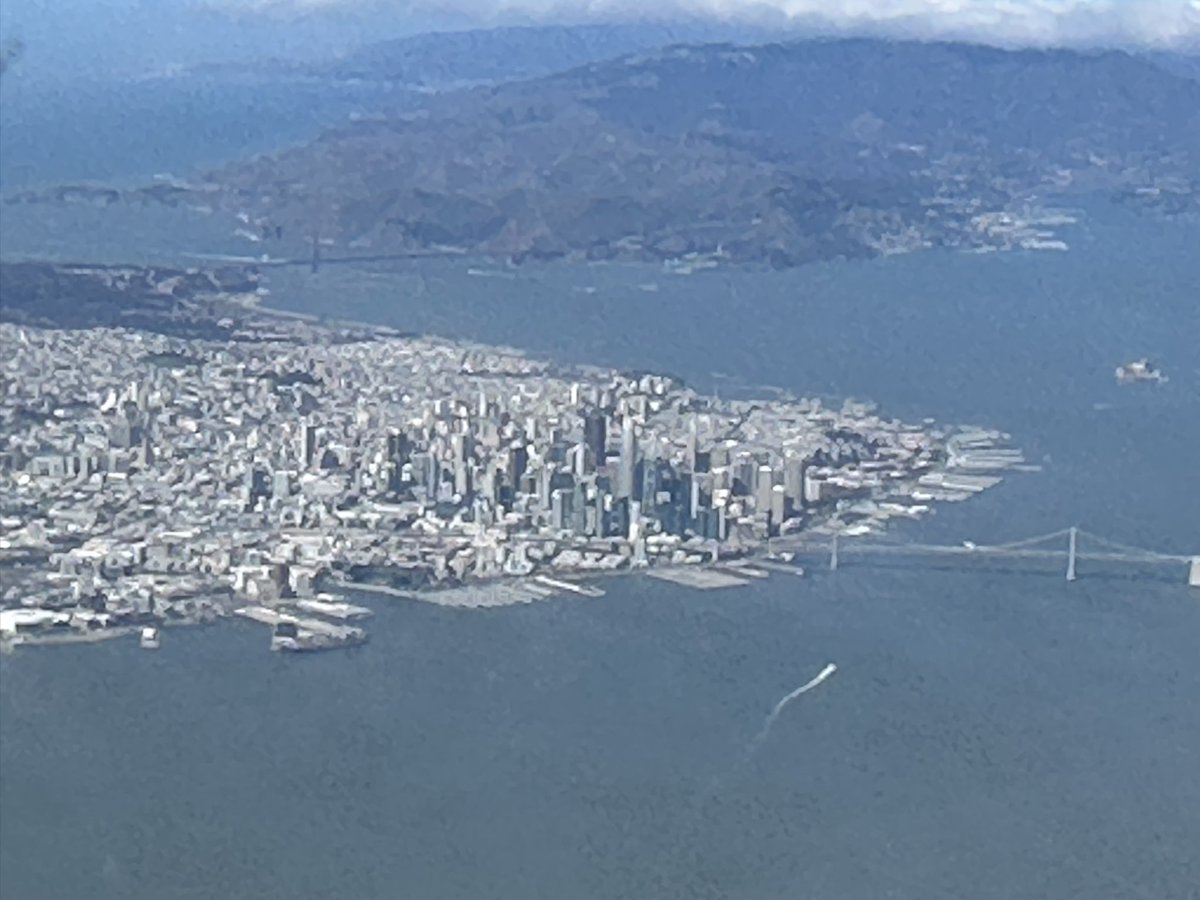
<box><xmin>328</xmin><ymin>579</ymin><xmax>415</xmax><ymax>599</ymax></box>
<box><xmin>750</xmin><ymin>560</ymin><xmax>806</xmax><ymax>576</ymax></box>
<box><xmin>531</xmin><ymin>575</ymin><xmax>605</xmax><ymax>598</ymax></box>
<box><xmin>235</xmin><ymin>606</ymin><xmax>367</xmax><ymax>652</ymax></box>
<box><xmin>293</xmin><ymin>597</ymin><xmax>374</xmax><ymax>620</ymax></box>
<box><xmin>717</xmin><ymin>561</ymin><xmax>771</xmax><ymax>579</ymax></box>
<box><xmin>647</xmin><ymin>567</ymin><xmax>749</xmax><ymax>589</ymax></box>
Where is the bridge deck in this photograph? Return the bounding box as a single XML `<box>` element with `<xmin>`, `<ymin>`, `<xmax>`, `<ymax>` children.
<box><xmin>779</xmin><ymin>543</ymin><xmax>1192</xmax><ymax>565</ymax></box>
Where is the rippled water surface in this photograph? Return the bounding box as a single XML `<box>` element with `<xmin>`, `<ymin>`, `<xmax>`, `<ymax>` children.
<box><xmin>2</xmin><ymin>188</ymin><xmax>1199</xmax><ymax>899</ymax></box>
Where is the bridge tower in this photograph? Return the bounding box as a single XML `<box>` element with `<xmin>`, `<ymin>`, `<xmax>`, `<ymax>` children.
<box><xmin>1066</xmin><ymin>526</ymin><xmax>1078</xmax><ymax>582</ymax></box>
<box><xmin>830</xmin><ymin>533</ymin><xmax>839</xmax><ymax>572</ymax></box>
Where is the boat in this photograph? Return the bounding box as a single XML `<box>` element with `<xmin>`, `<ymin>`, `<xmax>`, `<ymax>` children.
<box><xmin>139</xmin><ymin>626</ymin><xmax>160</xmax><ymax>650</ymax></box>
<box><xmin>1115</xmin><ymin>358</ymin><xmax>1168</xmax><ymax>385</ymax></box>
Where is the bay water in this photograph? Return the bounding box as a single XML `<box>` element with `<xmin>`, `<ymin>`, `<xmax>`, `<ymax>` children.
<box><xmin>1</xmin><ymin>138</ymin><xmax>1199</xmax><ymax>897</ymax></box>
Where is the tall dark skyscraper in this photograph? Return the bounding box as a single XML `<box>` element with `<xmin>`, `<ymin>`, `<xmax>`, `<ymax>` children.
<box><xmin>584</xmin><ymin>411</ymin><xmax>607</xmax><ymax>468</ymax></box>
<box><xmin>386</xmin><ymin>431</ymin><xmax>412</xmax><ymax>466</ymax></box>
<box><xmin>642</xmin><ymin>458</ymin><xmax>669</xmax><ymax>509</ymax></box>
<box><xmin>507</xmin><ymin>440</ymin><xmax>528</xmax><ymax>485</ymax></box>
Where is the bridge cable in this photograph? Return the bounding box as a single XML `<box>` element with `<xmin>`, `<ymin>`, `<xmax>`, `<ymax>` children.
<box><xmin>978</xmin><ymin>528</ymin><xmax>1072</xmax><ymax>552</ymax></box>
<box><xmin>1075</xmin><ymin>530</ymin><xmax>1178</xmax><ymax>561</ymax></box>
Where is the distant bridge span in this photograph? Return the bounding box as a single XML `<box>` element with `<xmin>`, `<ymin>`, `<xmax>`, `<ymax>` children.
<box><xmin>775</xmin><ymin>527</ymin><xmax>1200</xmax><ymax>585</ymax></box>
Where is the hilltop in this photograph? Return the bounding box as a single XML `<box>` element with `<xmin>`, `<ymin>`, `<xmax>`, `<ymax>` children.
<box><xmin>12</xmin><ymin>37</ymin><xmax>1200</xmax><ymax>267</ymax></box>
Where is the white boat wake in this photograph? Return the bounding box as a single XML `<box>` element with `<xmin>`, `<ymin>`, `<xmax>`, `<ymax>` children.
<box><xmin>676</xmin><ymin>661</ymin><xmax>841</xmax><ymax>876</ymax></box>
<box><xmin>751</xmin><ymin>663</ymin><xmax>838</xmax><ymax>750</ymax></box>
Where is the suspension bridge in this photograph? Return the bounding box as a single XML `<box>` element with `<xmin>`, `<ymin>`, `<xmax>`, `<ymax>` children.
<box><xmin>778</xmin><ymin>527</ymin><xmax>1200</xmax><ymax>585</ymax></box>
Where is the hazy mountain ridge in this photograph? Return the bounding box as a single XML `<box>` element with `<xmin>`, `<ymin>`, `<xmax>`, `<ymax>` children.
<box><xmin>1143</xmin><ymin>50</ymin><xmax>1200</xmax><ymax>81</ymax></box>
<box><xmin>11</xmin><ymin>37</ymin><xmax>1200</xmax><ymax>267</ymax></box>
<box><xmin>163</xmin><ymin>22</ymin><xmax>776</xmax><ymax>90</ymax></box>
<box><xmin>323</xmin><ymin>22</ymin><xmax>777</xmax><ymax>87</ymax></box>
<box><xmin>162</xmin><ymin>26</ymin><xmax>1200</xmax><ymax>94</ymax></box>
<box><xmin>565</xmin><ymin>41</ymin><xmax>1198</xmax><ymax>162</ymax></box>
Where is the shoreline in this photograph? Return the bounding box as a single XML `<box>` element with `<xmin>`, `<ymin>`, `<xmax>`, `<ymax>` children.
<box><xmin>1</xmin><ymin>262</ymin><xmax>1026</xmax><ymax>652</ymax></box>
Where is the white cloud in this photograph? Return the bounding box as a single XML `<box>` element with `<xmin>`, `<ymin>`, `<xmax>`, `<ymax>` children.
<box><xmin>205</xmin><ymin>0</ymin><xmax>1200</xmax><ymax>48</ymax></box>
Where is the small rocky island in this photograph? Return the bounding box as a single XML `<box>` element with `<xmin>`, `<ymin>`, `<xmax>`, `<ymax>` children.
<box><xmin>0</xmin><ymin>262</ymin><xmax>1025</xmax><ymax>653</ymax></box>
<box><xmin>1115</xmin><ymin>358</ymin><xmax>1169</xmax><ymax>385</ymax></box>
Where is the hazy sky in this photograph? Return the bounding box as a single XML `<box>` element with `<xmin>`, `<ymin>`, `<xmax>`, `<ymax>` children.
<box><xmin>1</xmin><ymin>0</ymin><xmax>1197</xmax><ymax>84</ymax></box>
<box><xmin>0</xmin><ymin>0</ymin><xmax>439</xmax><ymax>82</ymax></box>
<box><xmin>222</xmin><ymin>0</ymin><xmax>1200</xmax><ymax>44</ymax></box>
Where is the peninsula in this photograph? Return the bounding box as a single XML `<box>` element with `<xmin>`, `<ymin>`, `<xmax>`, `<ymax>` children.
<box><xmin>0</xmin><ymin>262</ymin><xmax>1023</xmax><ymax>651</ymax></box>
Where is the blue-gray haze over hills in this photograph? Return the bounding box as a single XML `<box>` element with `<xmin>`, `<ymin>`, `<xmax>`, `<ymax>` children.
<box><xmin>9</xmin><ymin>34</ymin><xmax>1197</xmax><ymax>271</ymax></box>
<box><xmin>0</xmin><ymin>23</ymin><xmax>775</xmax><ymax>191</ymax></box>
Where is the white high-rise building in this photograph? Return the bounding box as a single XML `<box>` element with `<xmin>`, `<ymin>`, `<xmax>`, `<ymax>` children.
<box><xmin>771</xmin><ymin>484</ymin><xmax>786</xmax><ymax>529</ymax></box>
<box><xmin>296</xmin><ymin>421</ymin><xmax>317</xmax><ymax>470</ymax></box>
<box><xmin>755</xmin><ymin>464</ymin><xmax>774</xmax><ymax>514</ymax></box>
<box><xmin>618</xmin><ymin>416</ymin><xmax>636</xmax><ymax>499</ymax></box>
